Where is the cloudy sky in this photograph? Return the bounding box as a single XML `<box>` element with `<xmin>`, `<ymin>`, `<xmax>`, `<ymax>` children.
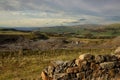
<box><xmin>0</xmin><ymin>0</ymin><xmax>120</xmax><ymax>27</ymax></box>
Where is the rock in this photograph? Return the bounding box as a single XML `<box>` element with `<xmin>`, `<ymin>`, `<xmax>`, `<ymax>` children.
<box><xmin>115</xmin><ymin>54</ymin><xmax>120</xmax><ymax>59</ymax></box>
<box><xmin>48</xmin><ymin>66</ymin><xmax>55</xmax><ymax>77</ymax></box>
<box><xmin>43</xmin><ymin>67</ymin><xmax>48</xmax><ymax>75</ymax></box>
<box><xmin>76</xmin><ymin>72</ymin><xmax>85</xmax><ymax>80</ymax></box>
<box><xmin>79</xmin><ymin>53</ymin><xmax>94</xmax><ymax>62</ymax></box>
<box><xmin>66</xmin><ymin>67</ymin><xmax>79</xmax><ymax>74</ymax></box>
<box><xmin>90</xmin><ymin>62</ymin><xmax>100</xmax><ymax>70</ymax></box>
<box><xmin>66</xmin><ymin>59</ymin><xmax>76</xmax><ymax>67</ymax></box>
<box><xmin>75</xmin><ymin>59</ymin><xmax>83</xmax><ymax>66</ymax></box>
<box><xmin>85</xmin><ymin>70</ymin><xmax>93</xmax><ymax>79</ymax></box>
<box><xmin>41</xmin><ymin>71</ymin><xmax>52</xmax><ymax>80</ymax></box>
<box><xmin>95</xmin><ymin>55</ymin><xmax>105</xmax><ymax>63</ymax></box>
<box><xmin>110</xmin><ymin>55</ymin><xmax>118</xmax><ymax>61</ymax></box>
<box><xmin>100</xmin><ymin>62</ymin><xmax>115</xmax><ymax>69</ymax></box>
<box><xmin>115</xmin><ymin>61</ymin><xmax>120</xmax><ymax>68</ymax></box>
<box><xmin>50</xmin><ymin>60</ymin><xmax>65</xmax><ymax>67</ymax></box>
<box><xmin>54</xmin><ymin>65</ymin><xmax>64</xmax><ymax>73</ymax></box>
<box><xmin>50</xmin><ymin>60</ymin><xmax>68</xmax><ymax>74</ymax></box>
<box><xmin>104</xmin><ymin>55</ymin><xmax>111</xmax><ymax>61</ymax></box>
<box><xmin>41</xmin><ymin>53</ymin><xmax>120</xmax><ymax>80</ymax></box>
<box><xmin>108</xmin><ymin>69</ymin><xmax>116</xmax><ymax>78</ymax></box>
<box><xmin>114</xmin><ymin>47</ymin><xmax>120</xmax><ymax>54</ymax></box>
<box><xmin>53</xmin><ymin>73</ymin><xmax>68</xmax><ymax>80</ymax></box>
<box><xmin>82</xmin><ymin>61</ymin><xmax>91</xmax><ymax>71</ymax></box>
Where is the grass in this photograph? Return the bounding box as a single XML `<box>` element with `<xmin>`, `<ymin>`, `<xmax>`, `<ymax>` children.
<box><xmin>0</xmin><ymin>24</ymin><xmax>119</xmax><ymax>80</ymax></box>
<box><xmin>0</xmin><ymin>49</ymin><xmax>114</xmax><ymax>80</ymax></box>
<box><xmin>0</xmin><ymin>31</ymin><xmax>30</xmax><ymax>35</ymax></box>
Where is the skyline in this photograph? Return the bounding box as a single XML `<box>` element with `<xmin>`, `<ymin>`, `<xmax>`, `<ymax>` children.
<box><xmin>0</xmin><ymin>0</ymin><xmax>120</xmax><ymax>27</ymax></box>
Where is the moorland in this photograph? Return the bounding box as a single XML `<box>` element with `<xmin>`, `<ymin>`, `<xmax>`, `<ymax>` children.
<box><xmin>0</xmin><ymin>23</ymin><xmax>120</xmax><ymax>80</ymax></box>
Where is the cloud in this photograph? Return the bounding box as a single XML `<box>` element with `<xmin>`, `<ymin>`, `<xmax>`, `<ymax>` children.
<box><xmin>106</xmin><ymin>16</ymin><xmax>120</xmax><ymax>21</ymax></box>
<box><xmin>0</xmin><ymin>17</ymin><xmax>77</xmax><ymax>27</ymax></box>
<box><xmin>0</xmin><ymin>0</ymin><xmax>120</xmax><ymax>27</ymax></box>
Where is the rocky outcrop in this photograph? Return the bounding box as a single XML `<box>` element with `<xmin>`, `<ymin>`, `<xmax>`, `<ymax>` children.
<box><xmin>41</xmin><ymin>53</ymin><xmax>120</xmax><ymax>80</ymax></box>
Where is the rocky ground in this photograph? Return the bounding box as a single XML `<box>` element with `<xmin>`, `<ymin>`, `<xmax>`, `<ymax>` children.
<box><xmin>1</xmin><ymin>36</ymin><xmax>120</xmax><ymax>52</ymax></box>
<box><xmin>0</xmin><ymin>37</ymin><xmax>86</xmax><ymax>51</ymax></box>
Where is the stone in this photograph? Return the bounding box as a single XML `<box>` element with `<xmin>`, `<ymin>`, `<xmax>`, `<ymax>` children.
<box><xmin>79</xmin><ymin>53</ymin><xmax>94</xmax><ymax>62</ymax></box>
<box><xmin>66</xmin><ymin>67</ymin><xmax>79</xmax><ymax>74</ymax></box>
<box><xmin>41</xmin><ymin>53</ymin><xmax>120</xmax><ymax>80</ymax></box>
<box><xmin>85</xmin><ymin>70</ymin><xmax>93</xmax><ymax>79</ymax></box>
<box><xmin>104</xmin><ymin>55</ymin><xmax>111</xmax><ymax>61</ymax></box>
<box><xmin>115</xmin><ymin>61</ymin><xmax>120</xmax><ymax>68</ymax></box>
<box><xmin>75</xmin><ymin>59</ymin><xmax>82</xmax><ymax>66</ymax></box>
<box><xmin>90</xmin><ymin>62</ymin><xmax>100</xmax><ymax>70</ymax></box>
<box><xmin>114</xmin><ymin>47</ymin><xmax>120</xmax><ymax>54</ymax></box>
<box><xmin>115</xmin><ymin>54</ymin><xmax>120</xmax><ymax>59</ymax></box>
<box><xmin>66</xmin><ymin>59</ymin><xmax>76</xmax><ymax>67</ymax></box>
<box><xmin>108</xmin><ymin>69</ymin><xmax>116</xmax><ymax>78</ymax></box>
<box><xmin>76</xmin><ymin>72</ymin><xmax>85</xmax><ymax>80</ymax></box>
<box><xmin>53</xmin><ymin>73</ymin><xmax>68</xmax><ymax>80</ymax></box>
<box><xmin>110</xmin><ymin>55</ymin><xmax>118</xmax><ymax>61</ymax></box>
<box><xmin>41</xmin><ymin>71</ymin><xmax>52</xmax><ymax>80</ymax></box>
<box><xmin>100</xmin><ymin>62</ymin><xmax>115</xmax><ymax>69</ymax></box>
<box><xmin>50</xmin><ymin>60</ymin><xmax>64</xmax><ymax>67</ymax></box>
<box><xmin>95</xmin><ymin>55</ymin><xmax>105</xmax><ymax>63</ymax></box>
<box><xmin>48</xmin><ymin>65</ymin><xmax>55</xmax><ymax>77</ymax></box>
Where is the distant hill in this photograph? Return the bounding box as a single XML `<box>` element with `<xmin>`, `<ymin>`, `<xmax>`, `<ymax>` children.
<box><xmin>0</xmin><ymin>28</ymin><xmax>17</xmax><ymax>31</ymax></box>
<box><xmin>37</xmin><ymin>24</ymin><xmax>101</xmax><ymax>33</ymax></box>
<box><xmin>0</xmin><ymin>23</ymin><xmax>120</xmax><ymax>37</ymax></box>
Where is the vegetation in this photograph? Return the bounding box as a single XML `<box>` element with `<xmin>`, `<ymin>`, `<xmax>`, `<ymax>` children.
<box><xmin>36</xmin><ymin>23</ymin><xmax>120</xmax><ymax>39</ymax></box>
<box><xmin>0</xmin><ymin>49</ymin><xmax>114</xmax><ymax>80</ymax></box>
<box><xmin>0</xmin><ymin>23</ymin><xmax>120</xmax><ymax>79</ymax></box>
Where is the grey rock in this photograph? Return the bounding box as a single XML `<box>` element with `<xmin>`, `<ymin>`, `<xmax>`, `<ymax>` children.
<box><xmin>48</xmin><ymin>65</ymin><xmax>55</xmax><ymax>77</ymax></box>
<box><xmin>114</xmin><ymin>47</ymin><xmax>120</xmax><ymax>54</ymax></box>
<box><xmin>95</xmin><ymin>55</ymin><xmax>105</xmax><ymax>63</ymax></box>
<box><xmin>53</xmin><ymin>73</ymin><xmax>68</xmax><ymax>80</ymax></box>
<box><xmin>76</xmin><ymin>72</ymin><xmax>85</xmax><ymax>80</ymax></box>
<box><xmin>79</xmin><ymin>53</ymin><xmax>94</xmax><ymax>62</ymax></box>
<box><xmin>41</xmin><ymin>53</ymin><xmax>120</xmax><ymax>80</ymax></box>
<box><xmin>100</xmin><ymin>62</ymin><xmax>115</xmax><ymax>69</ymax></box>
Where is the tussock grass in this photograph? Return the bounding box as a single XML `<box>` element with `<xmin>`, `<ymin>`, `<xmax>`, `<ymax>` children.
<box><xmin>0</xmin><ymin>49</ymin><xmax>114</xmax><ymax>80</ymax></box>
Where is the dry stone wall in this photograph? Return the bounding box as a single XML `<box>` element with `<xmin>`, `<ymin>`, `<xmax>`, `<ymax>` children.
<box><xmin>41</xmin><ymin>53</ymin><xmax>120</xmax><ymax>80</ymax></box>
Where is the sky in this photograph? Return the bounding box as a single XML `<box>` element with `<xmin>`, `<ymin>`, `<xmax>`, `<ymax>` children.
<box><xmin>0</xmin><ymin>0</ymin><xmax>120</xmax><ymax>27</ymax></box>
